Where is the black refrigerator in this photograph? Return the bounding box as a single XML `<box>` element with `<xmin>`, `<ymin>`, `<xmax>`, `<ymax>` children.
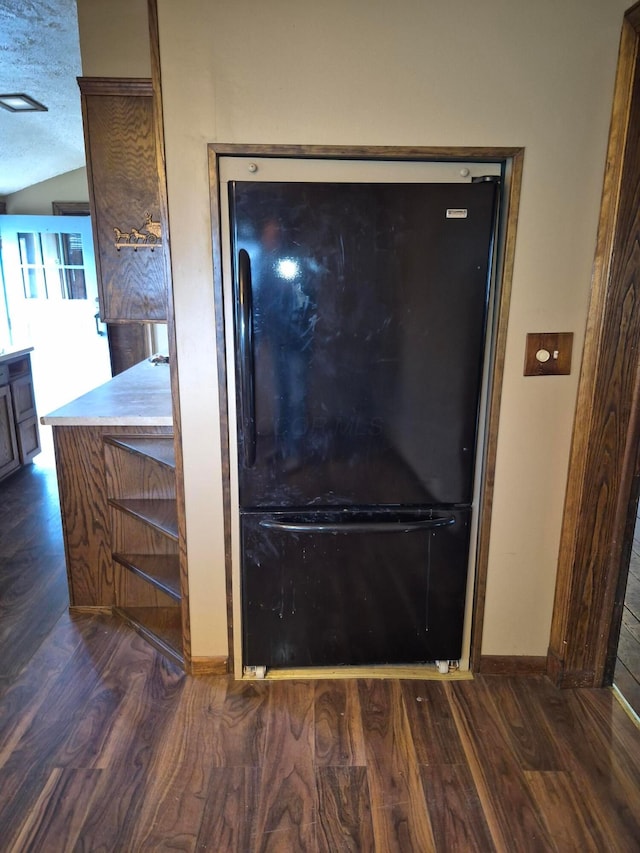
<box><xmin>228</xmin><ymin>178</ymin><xmax>499</xmax><ymax>670</ymax></box>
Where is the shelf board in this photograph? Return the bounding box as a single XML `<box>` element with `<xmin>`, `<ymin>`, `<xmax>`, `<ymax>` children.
<box><xmin>105</xmin><ymin>435</ymin><xmax>175</xmax><ymax>470</ymax></box>
<box><xmin>114</xmin><ymin>605</ymin><xmax>183</xmax><ymax>666</ymax></box>
<box><xmin>109</xmin><ymin>497</ymin><xmax>178</xmax><ymax>540</ymax></box>
<box><xmin>114</xmin><ymin>553</ymin><xmax>181</xmax><ymax>600</ymax></box>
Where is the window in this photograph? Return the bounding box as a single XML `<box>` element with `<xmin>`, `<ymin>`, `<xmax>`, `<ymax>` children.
<box><xmin>17</xmin><ymin>231</ymin><xmax>87</xmax><ymax>300</ymax></box>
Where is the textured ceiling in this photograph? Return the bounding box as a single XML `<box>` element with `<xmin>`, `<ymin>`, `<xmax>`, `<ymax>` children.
<box><xmin>0</xmin><ymin>0</ymin><xmax>85</xmax><ymax>197</ymax></box>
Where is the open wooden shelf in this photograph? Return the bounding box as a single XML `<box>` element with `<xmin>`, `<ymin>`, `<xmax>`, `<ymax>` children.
<box><xmin>108</xmin><ymin>497</ymin><xmax>178</xmax><ymax>540</ymax></box>
<box><xmin>104</xmin><ymin>435</ymin><xmax>175</xmax><ymax>469</ymax></box>
<box><xmin>105</xmin><ymin>433</ymin><xmax>184</xmax><ymax>668</ymax></box>
<box><xmin>113</xmin><ymin>552</ymin><xmax>180</xmax><ymax>600</ymax></box>
<box><xmin>114</xmin><ymin>605</ymin><xmax>183</xmax><ymax>666</ymax></box>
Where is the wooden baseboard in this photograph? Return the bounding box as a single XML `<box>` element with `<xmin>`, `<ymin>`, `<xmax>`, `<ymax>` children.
<box><xmin>478</xmin><ymin>655</ymin><xmax>547</xmax><ymax>675</ymax></box>
<box><xmin>189</xmin><ymin>656</ymin><xmax>228</xmax><ymax>676</ymax></box>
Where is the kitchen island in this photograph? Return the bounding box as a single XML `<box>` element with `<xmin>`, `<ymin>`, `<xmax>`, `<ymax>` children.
<box><xmin>42</xmin><ymin>359</ymin><xmax>186</xmax><ymax>666</ymax></box>
<box><xmin>42</xmin><ymin>357</ymin><xmax>173</xmax><ymax>428</ymax></box>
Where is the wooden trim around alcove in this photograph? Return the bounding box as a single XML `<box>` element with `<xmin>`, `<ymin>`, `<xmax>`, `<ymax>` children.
<box><xmin>548</xmin><ymin>1</ymin><xmax>640</xmax><ymax>688</ymax></box>
<box><xmin>208</xmin><ymin>143</ymin><xmax>524</xmax><ymax>675</ymax></box>
<box><xmin>147</xmin><ymin>0</ymin><xmax>192</xmax><ymax>671</ymax></box>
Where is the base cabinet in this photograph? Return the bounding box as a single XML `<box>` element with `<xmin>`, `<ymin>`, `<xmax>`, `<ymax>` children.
<box><xmin>0</xmin><ymin>351</ymin><xmax>40</xmax><ymax>479</ymax></box>
<box><xmin>45</xmin><ymin>363</ymin><xmax>194</xmax><ymax>671</ymax></box>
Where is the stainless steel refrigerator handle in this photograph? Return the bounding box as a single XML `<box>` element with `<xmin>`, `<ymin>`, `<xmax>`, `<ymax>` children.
<box><xmin>259</xmin><ymin>517</ymin><xmax>456</xmax><ymax>533</ymax></box>
<box><xmin>238</xmin><ymin>248</ymin><xmax>256</xmax><ymax>467</ymax></box>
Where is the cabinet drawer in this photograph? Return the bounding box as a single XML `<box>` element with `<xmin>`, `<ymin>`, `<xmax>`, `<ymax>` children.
<box><xmin>242</xmin><ymin>508</ymin><xmax>471</xmax><ymax>668</ymax></box>
<box><xmin>0</xmin><ymin>365</ymin><xmax>9</xmax><ymax>386</ymax></box>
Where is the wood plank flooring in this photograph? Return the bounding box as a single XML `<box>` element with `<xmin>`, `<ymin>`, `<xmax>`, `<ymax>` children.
<box><xmin>2</xmin><ymin>453</ymin><xmax>640</xmax><ymax>851</ymax></box>
<box><xmin>615</xmin><ymin>508</ymin><xmax>640</xmax><ymax>716</ymax></box>
<box><xmin>1</xmin><ymin>614</ymin><xmax>639</xmax><ymax>852</ymax></box>
<box><xmin>0</xmin><ymin>457</ymin><xmax>68</xmax><ymax>690</ymax></box>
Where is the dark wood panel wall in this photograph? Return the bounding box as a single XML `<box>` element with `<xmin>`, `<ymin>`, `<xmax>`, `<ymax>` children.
<box><xmin>549</xmin><ymin>3</ymin><xmax>640</xmax><ymax>687</ymax></box>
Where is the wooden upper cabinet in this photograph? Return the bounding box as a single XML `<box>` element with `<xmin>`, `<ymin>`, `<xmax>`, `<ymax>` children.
<box><xmin>78</xmin><ymin>78</ymin><xmax>167</xmax><ymax>323</ymax></box>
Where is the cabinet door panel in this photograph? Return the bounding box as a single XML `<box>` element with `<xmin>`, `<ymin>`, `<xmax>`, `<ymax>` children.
<box><xmin>0</xmin><ymin>386</ymin><xmax>20</xmax><ymax>480</ymax></box>
<box><xmin>11</xmin><ymin>374</ymin><xmax>37</xmax><ymax>421</ymax></box>
<box><xmin>80</xmin><ymin>78</ymin><xmax>167</xmax><ymax>323</ymax></box>
<box><xmin>17</xmin><ymin>415</ymin><xmax>41</xmax><ymax>465</ymax></box>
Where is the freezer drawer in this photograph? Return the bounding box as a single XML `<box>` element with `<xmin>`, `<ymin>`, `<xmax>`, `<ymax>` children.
<box><xmin>241</xmin><ymin>508</ymin><xmax>471</xmax><ymax>668</ymax></box>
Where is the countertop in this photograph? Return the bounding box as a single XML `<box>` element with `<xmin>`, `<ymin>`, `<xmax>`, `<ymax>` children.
<box><xmin>41</xmin><ymin>359</ymin><xmax>173</xmax><ymax>426</ymax></box>
<box><xmin>0</xmin><ymin>346</ymin><xmax>34</xmax><ymax>364</ymax></box>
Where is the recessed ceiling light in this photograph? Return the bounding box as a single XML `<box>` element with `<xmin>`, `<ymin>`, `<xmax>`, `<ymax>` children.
<box><xmin>0</xmin><ymin>93</ymin><xmax>48</xmax><ymax>112</ymax></box>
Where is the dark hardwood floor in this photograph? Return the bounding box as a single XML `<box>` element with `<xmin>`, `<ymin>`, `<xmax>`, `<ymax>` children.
<box><xmin>0</xmin><ymin>453</ymin><xmax>68</xmax><ymax>690</ymax></box>
<box><xmin>1</xmin><ymin>453</ymin><xmax>640</xmax><ymax>851</ymax></box>
<box><xmin>615</xmin><ymin>509</ymin><xmax>640</xmax><ymax>716</ymax></box>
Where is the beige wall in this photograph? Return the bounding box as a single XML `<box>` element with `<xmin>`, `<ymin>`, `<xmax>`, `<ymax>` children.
<box><xmin>4</xmin><ymin>168</ymin><xmax>88</xmax><ymax>215</ymax></box>
<box><xmin>154</xmin><ymin>0</ymin><xmax>630</xmax><ymax>659</ymax></box>
<box><xmin>76</xmin><ymin>0</ymin><xmax>151</xmax><ymax>78</ymax></box>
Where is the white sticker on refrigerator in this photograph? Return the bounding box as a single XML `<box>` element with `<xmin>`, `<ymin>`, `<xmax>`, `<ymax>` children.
<box><xmin>446</xmin><ymin>209</ymin><xmax>468</xmax><ymax>218</ymax></box>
